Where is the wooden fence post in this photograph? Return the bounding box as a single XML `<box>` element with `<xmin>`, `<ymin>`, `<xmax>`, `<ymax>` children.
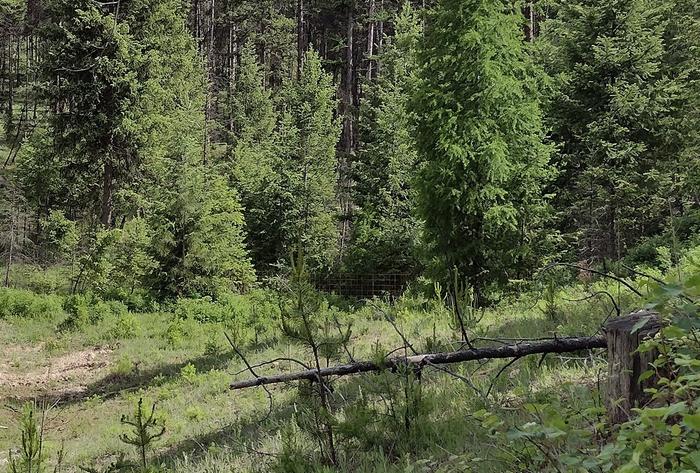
<box><xmin>604</xmin><ymin>310</ymin><xmax>662</xmax><ymax>424</ymax></box>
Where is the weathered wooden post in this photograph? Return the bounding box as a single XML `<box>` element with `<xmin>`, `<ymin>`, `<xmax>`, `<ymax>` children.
<box><xmin>604</xmin><ymin>310</ymin><xmax>662</xmax><ymax>424</ymax></box>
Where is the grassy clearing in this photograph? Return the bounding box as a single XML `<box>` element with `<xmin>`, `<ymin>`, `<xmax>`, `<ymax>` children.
<box><xmin>0</xmin><ymin>275</ymin><xmax>640</xmax><ymax>473</ymax></box>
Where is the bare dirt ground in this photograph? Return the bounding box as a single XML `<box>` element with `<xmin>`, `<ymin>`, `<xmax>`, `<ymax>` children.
<box><xmin>0</xmin><ymin>345</ymin><xmax>112</xmax><ymax>400</ymax></box>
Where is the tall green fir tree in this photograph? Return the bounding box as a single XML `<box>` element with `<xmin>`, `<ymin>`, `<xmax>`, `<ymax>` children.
<box><xmin>276</xmin><ymin>49</ymin><xmax>341</xmax><ymax>273</ymax></box>
<box><xmin>26</xmin><ymin>0</ymin><xmax>139</xmax><ymax>226</ymax></box>
<box><xmin>539</xmin><ymin>0</ymin><xmax>699</xmax><ymax>262</ymax></box>
<box><xmin>346</xmin><ymin>4</ymin><xmax>422</xmax><ymax>274</ymax></box>
<box><xmin>413</xmin><ymin>0</ymin><xmax>553</xmax><ymax>297</ymax></box>
<box><xmin>228</xmin><ymin>45</ymin><xmax>286</xmax><ymax>272</ymax></box>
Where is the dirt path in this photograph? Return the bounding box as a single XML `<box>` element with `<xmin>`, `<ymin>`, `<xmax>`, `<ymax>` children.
<box><xmin>0</xmin><ymin>345</ymin><xmax>112</xmax><ymax>400</ymax></box>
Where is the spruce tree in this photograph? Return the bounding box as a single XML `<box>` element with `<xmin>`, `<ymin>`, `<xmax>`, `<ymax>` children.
<box><xmin>129</xmin><ymin>0</ymin><xmax>255</xmax><ymax>297</ymax></box>
<box><xmin>347</xmin><ymin>4</ymin><xmax>422</xmax><ymax>274</ymax></box>
<box><xmin>152</xmin><ymin>165</ymin><xmax>256</xmax><ymax>298</ymax></box>
<box><xmin>229</xmin><ymin>45</ymin><xmax>285</xmax><ymax>272</ymax></box>
<box><xmin>540</xmin><ymin>0</ymin><xmax>695</xmax><ymax>261</ymax></box>
<box><xmin>33</xmin><ymin>0</ymin><xmax>139</xmax><ymax>226</ymax></box>
<box><xmin>277</xmin><ymin>49</ymin><xmax>341</xmax><ymax>273</ymax></box>
<box><xmin>413</xmin><ymin>0</ymin><xmax>552</xmax><ymax>296</ymax></box>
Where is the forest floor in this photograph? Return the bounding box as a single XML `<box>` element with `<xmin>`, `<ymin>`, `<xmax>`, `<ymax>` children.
<box><xmin>0</xmin><ymin>281</ymin><xmax>633</xmax><ymax>472</ymax></box>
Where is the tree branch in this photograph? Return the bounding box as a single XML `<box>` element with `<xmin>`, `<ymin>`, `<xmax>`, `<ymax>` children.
<box><xmin>230</xmin><ymin>335</ymin><xmax>607</xmax><ymax>390</ymax></box>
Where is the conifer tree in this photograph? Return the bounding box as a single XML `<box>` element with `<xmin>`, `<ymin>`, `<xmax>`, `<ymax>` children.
<box><xmin>229</xmin><ymin>45</ymin><xmax>285</xmax><ymax>272</ymax></box>
<box><xmin>152</xmin><ymin>164</ymin><xmax>256</xmax><ymax>299</ymax></box>
<box><xmin>347</xmin><ymin>4</ymin><xmax>422</xmax><ymax>274</ymax></box>
<box><xmin>277</xmin><ymin>49</ymin><xmax>341</xmax><ymax>273</ymax></box>
<box><xmin>413</xmin><ymin>0</ymin><xmax>552</xmax><ymax>296</ymax></box>
<box><xmin>34</xmin><ymin>0</ymin><xmax>139</xmax><ymax>226</ymax></box>
<box><xmin>540</xmin><ymin>0</ymin><xmax>696</xmax><ymax>261</ymax></box>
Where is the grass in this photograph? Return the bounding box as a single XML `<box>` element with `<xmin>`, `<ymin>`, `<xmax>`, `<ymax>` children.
<box><xmin>0</xmin><ymin>273</ymin><xmax>648</xmax><ymax>472</ymax></box>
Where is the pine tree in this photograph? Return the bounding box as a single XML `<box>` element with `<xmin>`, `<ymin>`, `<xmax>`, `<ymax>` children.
<box><xmin>413</xmin><ymin>0</ymin><xmax>553</xmax><ymax>297</ymax></box>
<box><xmin>347</xmin><ymin>4</ymin><xmax>423</xmax><ymax>274</ymax></box>
<box><xmin>540</xmin><ymin>0</ymin><xmax>696</xmax><ymax>261</ymax></box>
<box><xmin>228</xmin><ymin>45</ymin><xmax>285</xmax><ymax>272</ymax></box>
<box><xmin>277</xmin><ymin>49</ymin><xmax>341</xmax><ymax>273</ymax></box>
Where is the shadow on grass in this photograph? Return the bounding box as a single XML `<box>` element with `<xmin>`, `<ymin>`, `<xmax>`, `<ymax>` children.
<box><xmin>154</xmin><ymin>393</ymin><xmax>298</xmax><ymax>470</ymax></box>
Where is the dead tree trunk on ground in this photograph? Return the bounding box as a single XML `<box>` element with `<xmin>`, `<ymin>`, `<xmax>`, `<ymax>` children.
<box><xmin>230</xmin><ymin>335</ymin><xmax>607</xmax><ymax>390</ymax></box>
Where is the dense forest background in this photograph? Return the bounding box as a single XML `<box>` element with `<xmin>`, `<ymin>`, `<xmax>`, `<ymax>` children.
<box><xmin>0</xmin><ymin>0</ymin><xmax>699</xmax><ymax>302</ymax></box>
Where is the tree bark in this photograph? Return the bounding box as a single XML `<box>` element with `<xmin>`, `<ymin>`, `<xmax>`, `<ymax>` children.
<box><xmin>366</xmin><ymin>0</ymin><xmax>375</xmax><ymax>80</ymax></box>
<box><xmin>3</xmin><ymin>198</ymin><xmax>15</xmax><ymax>288</ymax></box>
<box><xmin>296</xmin><ymin>0</ymin><xmax>305</xmax><ymax>78</ymax></box>
<box><xmin>605</xmin><ymin>310</ymin><xmax>662</xmax><ymax>424</ymax></box>
<box><xmin>100</xmin><ymin>160</ymin><xmax>114</xmax><ymax>227</ymax></box>
<box><xmin>230</xmin><ymin>335</ymin><xmax>607</xmax><ymax>389</ymax></box>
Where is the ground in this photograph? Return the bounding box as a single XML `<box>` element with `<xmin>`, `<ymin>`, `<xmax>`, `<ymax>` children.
<box><xmin>0</xmin><ymin>284</ymin><xmax>628</xmax><ymax>472</ymax></box>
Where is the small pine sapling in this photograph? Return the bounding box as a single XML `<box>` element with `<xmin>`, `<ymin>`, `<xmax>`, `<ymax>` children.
<box><xmin>118</xmin><ymin>398</ymin><xmax>165</xmax><ymax>471</ymax></box>
<box><xmin>8</xmin><ymin>403</ymin><xmax>45</xmax><ymax>473</ymax></box>
<box><xmin>8</xmin><ymin>402</ymin><xmax>64</xmax><ymax>473</ymax></box>
<box><xmin>278</xmin><ymin>246</ymin><xmax>351</xmax><ymax>466</ymax></box>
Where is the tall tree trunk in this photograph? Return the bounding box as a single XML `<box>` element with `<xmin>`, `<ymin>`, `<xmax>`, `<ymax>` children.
<box><xmin>296</xmin><ymin>0</ymin><xmax>305</xmax><ymax>78</ymax></box>
<box><xmin>525</xmin><ymin>2</ymin><xmax>536</xmax><ymax>41</ymax></box>
<box><xmin>100</xmin><ymin>160</ymin><xmax>114</xmax><ymax>227</ymax></box>
<box><xmin>7</xmin><ymin>36</ymin><xmax>14</xmax><ymax>125</ymax></box>
<box><xmin>338</xmin><ymin>2</ymin><xmax>355</xmax><ymax>261</ymax></box>
<box><xmin>366</xmin><ymin>0</ymin><xmax>375</xmax><ymax>81</ymax></box>
<box><xmin>3</xmin><ymin>199</ymin><xmax>15</xmax><ymax>288</ymax></box>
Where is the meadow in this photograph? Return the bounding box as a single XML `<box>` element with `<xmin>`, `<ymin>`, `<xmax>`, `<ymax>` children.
<box><xmin>4</xmin><ymin>250</ymin><xmax>695</xmax><ymax>473</ymax></box>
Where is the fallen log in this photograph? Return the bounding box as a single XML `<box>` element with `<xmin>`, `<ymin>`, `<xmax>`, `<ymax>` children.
<box><xmin>230</xmin><ymin>335</ymin><xmax>607</xmax><ymax>390</ymax></box>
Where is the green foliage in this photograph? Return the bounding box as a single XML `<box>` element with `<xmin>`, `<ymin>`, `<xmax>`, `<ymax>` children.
<box><xmin>38</xmin><ymin>211</ymin><xmax>78</xmax><ymax>264</ymax></box>
<box><xmin>539</xmin><ymin>0</ymin><xmax>699</xmax><ymax>261</ymax></box>
<box><xmin>8</xmin><ymin>403</ymin><xmax>46</xmax><ymax>473</ymax></box>
<box><xmin>413</xmin><ymin>0</ymin><xmax>553</xmax><ymax>295</ymax></box>
<box><xmin>0</xmin><ymin>288</ymin><xmax>64</xmax><ymax>319</ymax></box>
<box><xmin>275</xmin><ymin>50</ymin><xmax>342</xmax><ymax>272</ymax></box>
<box><xmin>278</xmin><ymin>248</ymin><xmax>351</xmax><ymax>465</ymax></box>
<box><xmin>152</xmin><ymin>165</ymin><xmax>255</xmax><ymax>298</ymax></box>
<box><xmin>172</xmin><ymin>290</ymin><xmax>278</xmax><ymax>346</ymax></box>
<box><xmin>119</xmin><ymin>398</ymin><xmax>165</xmax><ymax>471</ymax></box>
<box><xmin>347</xmin><ymin>4</ymin><xmax>422</xmax><ymax>274</ymax></box>
<box><xmin>228</xmin><ymin>45</ymin><xmax>285</xmax><ymax>271</ymax></box>
<box><xmin>60</xmin><ymin>293</ymin><xmax>130</xmax><ymax>331</ymax></box>
<box><xmin>106</xmin><ymin>312</ymin><xmax>141</xmax><ymax>340</ymax></box>
<box><xmin>473</xmin><ymin>254</ymin><xmax>700</xmax><ymax>473</ymax></box>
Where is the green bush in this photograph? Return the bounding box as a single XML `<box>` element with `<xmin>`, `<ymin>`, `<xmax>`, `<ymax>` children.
<box><xmin>106</xmin><ymin>312</ymin><xmax>141</xmax><ymax>339</ymax></box>
<box><xmin>0</xmin><ymin>288</ymin><xmax>64</xmax><ymax>319</ymax></box>
<box><xmin>59</xmin><ymin>293</ymin><xmax>133</xmax><ymax>331</ymax></box>
<box><xmin>172</xmin><ymin>290</ymin><xmax>279</xmax><ymax>346</ymax></box>
<box><xmin>59</xmin><ymin>293</ymin><xmax>95</xmax><ymax>330</ymax></box>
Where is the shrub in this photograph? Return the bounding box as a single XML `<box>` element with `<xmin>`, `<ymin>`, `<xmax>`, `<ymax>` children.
<box><xmin>0</xmin><ymin>288</ymin><xmax>64</xmax><ymax>319</ymax></box>
<box><xmin>172</xmin><ymin>290</ymin><xmax>279</xmax><ymax>346</ymax></box>
<box><xmin>59</xmin><ymin>293</ymin><xmax>97</xmax><ymax>330</ymax></box>
<box><xmin>106</xmin><ymin>312</ymin><xmax>141</xmax><ymax>340</ymax></box>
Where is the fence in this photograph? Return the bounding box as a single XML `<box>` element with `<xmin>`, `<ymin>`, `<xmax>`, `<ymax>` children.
<box><xmin>310</xmin><ymin>273</ymin><xmax>414</xmax><ymax>298</ymax></box>
<box><xmin>258</xmin><ymin>272</ymin><xmax>415</xmax><ymax>298</ymax></box>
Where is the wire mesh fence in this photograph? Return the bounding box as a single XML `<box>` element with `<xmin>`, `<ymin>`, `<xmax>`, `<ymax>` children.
<box><xmin>310</xmin><ymin>273</ymin><xmax>414</xmax><ymax>298</ymax></box>
<box><xmin>258</xmin><ymin>271</ymin><xmax>415</xmax><ymax>298</ymax></box>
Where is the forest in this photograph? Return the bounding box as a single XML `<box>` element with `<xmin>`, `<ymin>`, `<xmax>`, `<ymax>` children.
<box><xmin>0</xmin><ymin>0</ymin><xmax>699</xmax><ymax>472</ymax></box>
